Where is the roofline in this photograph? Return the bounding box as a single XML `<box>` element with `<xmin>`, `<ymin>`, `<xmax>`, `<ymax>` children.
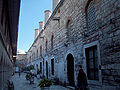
<box><xmin>27</xmin><ymin>0</ymin><xmax>64</xmax><ymax>53</ymax></box>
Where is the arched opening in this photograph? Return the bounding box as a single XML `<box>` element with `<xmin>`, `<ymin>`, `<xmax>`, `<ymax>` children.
<box><xmin>66</xmin><ymin>53</ymin><xmax>75</xmax><ymax>86</ymax></box>
<box><xmin>46</xmin><ymin>61</ymin><xmax>48</xmax><ymax>78</ymax></box>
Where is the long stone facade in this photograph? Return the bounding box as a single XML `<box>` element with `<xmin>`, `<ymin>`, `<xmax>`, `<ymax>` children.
<box><xmin>27</xmin><ymin>0</ymin><xmax>120</xmax><ymax>90</ymax></box>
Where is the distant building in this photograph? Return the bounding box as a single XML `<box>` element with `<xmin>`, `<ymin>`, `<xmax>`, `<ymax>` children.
<box><xmin>0</xmin><ymin>0</ymin><xmax>20</xmax><ymax>90</ymax></box>
<box><xmin>15</xmin><ymin>50</ymin><xmax>27</xmax><ymax>71</ymax></box>
<box><xmin>27</xmin><ymin>0</ymin><xmax>120</xmax><ymax>90</ymax></box>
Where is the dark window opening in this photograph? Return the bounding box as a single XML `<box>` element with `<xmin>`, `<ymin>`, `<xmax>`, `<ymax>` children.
<box><xmin>51</xmin><ymin>35</ymin><xmax>54</xmax><ymax>49</ymax></box>
<box><xmin>66</xmin><ymin>20</ymin><xmax>72</xmax><ymax>41</ymax></box>
<box><xmin>40</xmin><ymin>62</ymin><xmax>42</xmax><ymax>73</ymax></box>
<box><xmin>40</xmin><ymin>46</ymin><xmax>42</xmax><ymax>56</ymax></box>
<box><xmin>46</xmin><ymin>40</ymin><xmax>48</xmax><ymax>52</ymax></box>
<box><xmin>51</xmin><ymin>59</ymin><xmax>54</xmax><ymax>75</ymax></box>
<box><xmin>85</xmin><ymin>45</ymin><xmax>99</xmax><ymax>80</ymax></box>
<box><xmin>37</xmin><ymin>49</ymin><xmax>38</xmax><ymax>59</ymax></box>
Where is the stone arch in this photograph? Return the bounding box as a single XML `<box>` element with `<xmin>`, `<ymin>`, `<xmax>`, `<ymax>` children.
<box><xmin>65</xmin><ymin>16</ymin><xmax>72</xmax><ymax>29</ymax></box>
<box><xmin>84</xmin><ymin>0</ymin><xmax>98</xmax><ymax>12</ymax></box>
<box><xmin>66</xmin><ymin>53</ymin><xmax>75</xmax><ymax>86</ymax></box>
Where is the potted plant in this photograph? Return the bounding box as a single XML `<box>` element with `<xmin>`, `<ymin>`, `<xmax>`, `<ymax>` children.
<box><xmin>25</xmin><ymin>73</ymin><xmax>31</xmax><ymax>80</ymax></box>
<box><xmin>38</xmin><ymin>78</ymin><xmax>52</xmax><ymax>89</ymax></box>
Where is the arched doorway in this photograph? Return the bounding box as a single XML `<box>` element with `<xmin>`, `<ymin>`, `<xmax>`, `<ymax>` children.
<box><xmin>46</xmin><ymin>61</ymin><xmax>48</xmax><ymax>79</ymax></box>
<box><xmin>66</xmin><ymin>53</ymin><xmax>75</xmax><ymax>86</ymax></box>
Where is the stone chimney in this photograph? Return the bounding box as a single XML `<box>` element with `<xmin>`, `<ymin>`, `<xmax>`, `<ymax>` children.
<box><xmin>39</xmin><ymin>21</ymin><xmax>44</xmax><ymax>31</ymax></box>
<box><xmin>44</xmin><ymin>10</ymin><xmax>51</xmax><ymax>24</ymax></box>
<box><xmin>34</xmin><ymin>29</ymin><xmax>39</xmax><ymax>40</ymax></box>
<box><xmin>53</xmin><ymin>0</ymin><xmax>60</xmax><ymax>11</ymax></box>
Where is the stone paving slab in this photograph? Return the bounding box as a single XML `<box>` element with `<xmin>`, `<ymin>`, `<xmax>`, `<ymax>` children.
<box><xmin>11</xmin><ymin>73</ymin><xmax>71</xmax><ymax>90</ymax></box>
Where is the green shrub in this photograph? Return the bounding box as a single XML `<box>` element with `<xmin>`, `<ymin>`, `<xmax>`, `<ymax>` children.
<box><xmin>38</xmin><ymin>78</ymin><xmax>52</xmax><ymax>87</ymax></box>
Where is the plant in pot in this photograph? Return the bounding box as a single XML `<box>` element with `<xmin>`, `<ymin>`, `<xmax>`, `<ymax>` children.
<box><xmin>25</xmin><ymin>73</ymin><xmax>31</xmax><ymax>80</ymax></box>
<box><xmin>38</xmin><ymin>78</ymin><xmax>52</xmax><ymax>89</ymax></box>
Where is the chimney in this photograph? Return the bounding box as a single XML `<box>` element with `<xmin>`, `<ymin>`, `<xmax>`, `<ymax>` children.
<box><xmin>44</xmin><ymin>10</ymin><xmax>51</xmax><ymax>24</ymax></box>
<box><xmin>39</xmin><ymin>21</ymin><xmax>44</xmax><ymax>31</ymax></box>
<box><xmin>53</xmin><ymin>0</ymin><xmax>60</xmax><ymax>11</ymax></box>
<box><xmin>34</xmin><ymin>29</ymin><xmax>39</xmax><ymax>40</ymax></box>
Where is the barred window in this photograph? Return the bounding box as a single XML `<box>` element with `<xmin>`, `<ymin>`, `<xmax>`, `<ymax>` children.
<box><xmin>85</xmin><ymin>45</ymin><xmax>99</xmax><ymax>80</ymax></box>
<box><xmin>86</xmin><ymin>0</ymin><xmax>97</xmax><ymax>31</ymax></box>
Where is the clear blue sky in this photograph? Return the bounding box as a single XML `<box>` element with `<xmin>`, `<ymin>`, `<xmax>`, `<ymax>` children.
<box><xmin>17</xmin><ymin>0</ymin><xmax>52</xmax><ymax>52</ymax></box>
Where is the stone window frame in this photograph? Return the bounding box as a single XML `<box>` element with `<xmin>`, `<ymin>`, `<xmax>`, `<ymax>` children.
<box><xmin>85</xmin><ymin>45</ymin><xmax>99</xmax><ymax>80</ymax></box>
<box><xmin>83</xmin><ymin>41</ymin><xmax>102</xmax><ymax>85</ymax></box>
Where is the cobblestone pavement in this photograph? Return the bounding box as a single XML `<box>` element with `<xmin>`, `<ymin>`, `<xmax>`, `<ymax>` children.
<box><xmin>11</xmin><ymin>73</ymin><xmax>71</xmax><ymax>90</ymax></box>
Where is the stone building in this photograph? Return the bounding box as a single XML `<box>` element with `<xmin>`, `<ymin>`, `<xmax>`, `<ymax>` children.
<box><xmin>27</xmin><ymin>0</ymin><xmax>120</xmax><ymax>90</ymax></box>
<box><xmin>15</xmin><ymin>50</ymin><xmax>27</xmax><ymax>70</ymax></box>
<box><xmin>0</xmin><ymin>0</ymin><xmax>20</xmax><ymax>90</ymax></box>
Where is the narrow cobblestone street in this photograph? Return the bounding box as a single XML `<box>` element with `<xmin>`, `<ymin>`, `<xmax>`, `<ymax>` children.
<box><xmin>11</xmin><ymin>73</ymin><xmax>71</xmax><ymax>90</ymax></box>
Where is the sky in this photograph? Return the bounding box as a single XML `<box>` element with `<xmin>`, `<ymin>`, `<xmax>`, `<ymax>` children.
<box><xmin>17</xmin><ymin>0</ymin><xmax>52</xmax><ymax>52</ymax></box>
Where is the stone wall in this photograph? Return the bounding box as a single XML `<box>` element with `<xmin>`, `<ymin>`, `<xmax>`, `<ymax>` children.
<box><xmin>27</xmin><ymin>0</ymin><xmax>120</xmax><ymax>89</ymax></box>
<box><xmin>0</xmin><ymin>41</ymin><xmax>13</xmax><ymax>90</ymax></box>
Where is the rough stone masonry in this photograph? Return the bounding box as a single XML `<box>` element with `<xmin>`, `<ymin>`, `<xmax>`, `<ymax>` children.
<box><xmin>27</xmin><ymin>0</ymin><xmax>120</xmax><ymax>90</ymax></box>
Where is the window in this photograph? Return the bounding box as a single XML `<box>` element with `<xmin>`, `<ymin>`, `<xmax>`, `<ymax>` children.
<box><xmin>46</xmin><ymin>40</ymin><xmax>48</xmax><ymax>52</ymax></box>
<box><xmin>85</xmin><ymin>45</ymin><xmax>99</xmax><ymax>80</ymax></box>
<box><xmin>40</xmin><ymin>62</ymin><xmax>42</xmax><ymax>73</ymax></box>
<box><xmin>51</xmin><ymin>59</ymin><xmax>54</xmax><ymax>75</ymax></box>
<box><xmin>66</xmin><ymin>20</ymin><xmax>72</xmax><ymax>41</ymax></box>
<box><xmin>86</xmin><ymin>0</ymin><xmax>97</xmax><ymax>32</ymax></box>
<box><xmin>40</xmin><ymin>46</ymin><xmax>42</xmax><ymax>56</ymax></box>
<box><xmin>34</xmin><ymin>53</ymin><xmax>35</xmax><ymax>60</ymax></box>
<box><xmin>51</xmin><ymin>35</ymin><xmax>54</xmax><ymax>49</ymax></box>
<box><xmin>36</xmin><ymin>49</ymin><xmax>38</xmax><ymax>59</ymax></box>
